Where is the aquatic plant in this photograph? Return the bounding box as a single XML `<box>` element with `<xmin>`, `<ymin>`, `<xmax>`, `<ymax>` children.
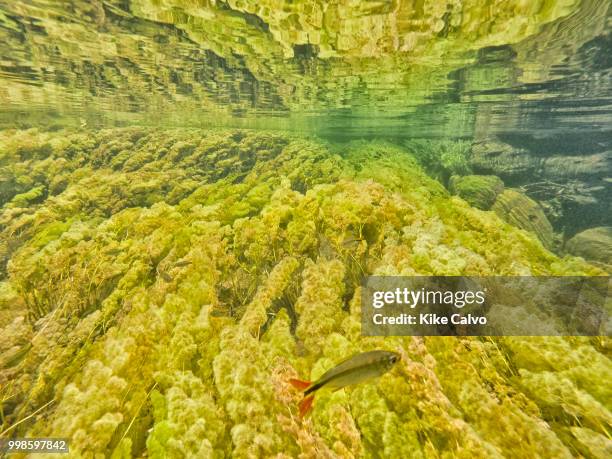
<box><xmin>0</xmin><ymin>128</ymin><xmax>608</xmax><ymax>458</ymax></box>
<box><xmin>403</xmin><ymin>139</ymin><xmax>473</xmax><ymax>185</ymax></box>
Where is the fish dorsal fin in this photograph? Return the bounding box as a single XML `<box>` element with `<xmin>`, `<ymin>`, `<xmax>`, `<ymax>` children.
<box><xmin>289</xmin><ymin>378</ymin><xmax>311</xmax><ymax>391</ymax></box>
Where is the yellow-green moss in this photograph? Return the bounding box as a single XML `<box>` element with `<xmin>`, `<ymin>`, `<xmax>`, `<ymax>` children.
<box><xmin>0</xmin><ymin>127</ymin><xmax>608</xmax><ymax>458</ymax></box>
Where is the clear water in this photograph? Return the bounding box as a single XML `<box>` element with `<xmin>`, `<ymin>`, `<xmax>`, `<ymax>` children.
<box><xmin>0</xmin><ymin>2</ymin><xmax>611</xmax><ymax>456</ymax></box>
<box><xmin>2</xmin><ymin>0</ymin><xmax>609</xmax><ymax>238</ymax></box>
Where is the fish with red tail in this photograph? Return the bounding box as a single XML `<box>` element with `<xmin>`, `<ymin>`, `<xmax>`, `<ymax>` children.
<box><xmin>289</xmin><ymin>350</ymin><xmax>400</xmax><ymax>417</ymax></box>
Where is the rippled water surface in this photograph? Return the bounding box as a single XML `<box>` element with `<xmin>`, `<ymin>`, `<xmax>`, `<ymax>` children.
<box><xmin>0</xmin><ymin>1</ymin><xmax>610</xmax><ymax>137</ymax></box>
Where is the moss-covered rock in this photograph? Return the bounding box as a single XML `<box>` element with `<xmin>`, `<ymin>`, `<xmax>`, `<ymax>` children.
<box><xmin>470</xmin><ymin>139</ymin><xmax>611</xmax><ymax>236</ymax></box>
<box><xmin>492</xmin><ymin>189</ymin><xmax>555</xmax><ymax>249</ymax></box>
<box><xmin>449</xmin><ymin>174</ymin><xmax>504</xmax><ymax>210</ymax></box>
<box><xmin>565</xmin><ymin>226</ymin><xmax>612</xmax><ymax>266</ymax></box>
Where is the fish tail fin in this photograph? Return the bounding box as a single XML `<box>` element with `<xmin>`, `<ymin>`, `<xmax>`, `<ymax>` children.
<box><xmin>289</xmin><ymin>378</ymin><xmax>311</xmax><ymax>391</ymax></box>
<box><xmin>298</xmin><ymin>394</ymin><xmax>315</xmax><ymax>418</ymax></box>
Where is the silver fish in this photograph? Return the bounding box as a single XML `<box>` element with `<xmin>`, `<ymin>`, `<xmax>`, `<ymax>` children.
<box><xmin>290</xmin><ymin>350</ymin><xmax>400</xmax><ymax>417</ymax></box>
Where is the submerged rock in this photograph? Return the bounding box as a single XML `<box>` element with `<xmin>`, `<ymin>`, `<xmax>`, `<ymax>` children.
<box><xmin>542</xmin><ymin>151</ymin><xmax>611</xmax><ymax>180</ymax></box>
<box><xmin>565</xmin><ymin>227</ymin><xmax>612</xmax><ymax>265</ymax></box>
<box><xmin>471</xmin><ymin>139</ymin><xmax>611</xmax><ymax>236</ymax></box>
<box><xmin>449</xmin><ymin>174</ymin><xmax>504</xmax><ymax>210</ymax></box>
<box><xmin>470</xmin><ymin>141</ymin><xmax>538</xmax><ymax>182</ymax></box>
<box><xmin>492</xmin><ymin>189</ymin><xmax>555</xmax><ymax>249</ymax></box>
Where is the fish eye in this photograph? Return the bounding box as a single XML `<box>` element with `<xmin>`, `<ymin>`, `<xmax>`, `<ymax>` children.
<box><xmin>389</xmin><ymin>355</ymin><xmax>398</xmax><ymax>364</ymax></box>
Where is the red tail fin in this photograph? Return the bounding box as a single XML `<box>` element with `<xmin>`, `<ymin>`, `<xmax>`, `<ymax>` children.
<box><xmin>298</xmin><ymin>394</ymin><xmax>315</xmax><ymax>418</ymax></box>
<box><xmin>289</xmin><ymin>378</ymin><xmax>311</xmax><ymax>391</ymax></box>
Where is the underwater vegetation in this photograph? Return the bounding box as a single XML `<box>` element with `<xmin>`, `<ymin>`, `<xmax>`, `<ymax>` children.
<box><xmin>0</xmin><ymin>128</ymin><xmax>610</xmax><ymax>458</ymax></box>
<box><xmin>401</xmin><ymin>137</ymin><xmax>611</xmax><ymax>260</ymax></box>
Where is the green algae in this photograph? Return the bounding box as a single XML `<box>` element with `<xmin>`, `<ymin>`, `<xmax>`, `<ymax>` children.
<box><xmin>0</xmin><ymin>128</ymin><xmax>609</xmax><ymax>458</ymax></box>
<box><xmin>448</xmin><ymin>175</ymin><xmax>504</xmax><ymax>211</ymax></box>
<box><xmin>403</xmin><ymin>139</ymin><xmax>473</xmax><ymax>185</ymax></box>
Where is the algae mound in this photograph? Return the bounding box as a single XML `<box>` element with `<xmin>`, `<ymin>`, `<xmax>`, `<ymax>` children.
<box><xmin>566</xmin><ymin>227</ymin><xmax>612</xmax><ymax>268</ymax></box>
<box><xmin>0</xmin><ymin>128</ymin><xmax>609</xmax><ymax>458</ymax></box>
<box><xmin>449</xmin><ymin>175</ymin><xmax>504</xmax><ymax>210</ymax></box>
<box><xmin>492</xmin><ymin>189</ymin><xmax>555</xmax><ymax>250</ymax></box>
